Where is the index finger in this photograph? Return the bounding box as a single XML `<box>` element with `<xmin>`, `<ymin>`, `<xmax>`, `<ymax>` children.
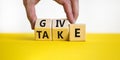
<box><xmin>62</xmin><ymin>1</ymin><xmax>75</xmax><ymax>23</ymax></box>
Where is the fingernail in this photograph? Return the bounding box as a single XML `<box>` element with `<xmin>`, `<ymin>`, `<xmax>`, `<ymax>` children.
<box><xmin>72</xmin><ymin>20</ymin><xmax>76</xmax><ymax>24</ymax></box>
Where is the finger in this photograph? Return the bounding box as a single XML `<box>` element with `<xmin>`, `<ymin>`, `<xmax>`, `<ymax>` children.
<box><xmin>35</xmin><ymin>0</ymin><xmax>40</xmax><ymax>4</ymax></box>
<box><xmin>62</xmin><ymin>1</ymin><xmax>75</xmax><ymax>23</ymax></box>
<box><xmin>54</xmin><ymin>0</ymin><xmax>63</xmax><ymax>5</ymax></box>
<box><xmin>24</xmin><ymin>5</ymin><xmax>37</xmax><ymax>29</ymax></box>
<box><xmin>71</xmin><ymin>0</ymin><xmax>79</xmax><ymax>20</ymax></box>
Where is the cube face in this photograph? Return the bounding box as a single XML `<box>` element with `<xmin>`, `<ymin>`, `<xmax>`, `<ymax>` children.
<box><xmin>69</xmin><ymin>24</ymin><xmax>86</xmax><ymax>41</ymax></box>
<box><xmin>52</xmin><ymin>19</ymin><xmax>70</xmax><ymax>41</ymax></box>
<box><xmin>35</xmin><ymin>19</ymin><xmax>52</xmax><ymax>40</ymax></box>
<box><xmin>35</xmin><ymin>19</ymin><xmax>51</xmax><ymax>28</ymax></box>
<box><xmin>52</xmin><ymin>19</ymin><xmax>69</xmax><ymax>28</ymax></box>
<box><xmin>52</xmin><ymin>28</ymin><xmax>69</xmax><ymax>41</ymax></box>
<box><xmin>35</xmin><ymin>28</ymin><xmax>51</xmax><ymax>40</ymax></box>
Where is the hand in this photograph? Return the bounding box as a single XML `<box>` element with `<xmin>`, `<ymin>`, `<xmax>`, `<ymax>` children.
<box><xmin>23</xmin><ymin>0</ymin><xmax>79</xmax><ymax>29</ymax></box>
<box><xmin>23</xmin><ymin>0</ymin><xmax>40</xmax><ymax>29</ymax></box>
<box><xmin>55</xmin><ymin>0</ymin><xmax>79</xmax><ymax>23</ymax></box>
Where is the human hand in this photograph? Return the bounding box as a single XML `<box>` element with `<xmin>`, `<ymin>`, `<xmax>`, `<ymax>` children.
<box><xmin>23</xmin><ymin>0</ymin><xmax>79</xmax><ymax>29</ymax></box>
<box><xmin>55</xmin><ymin>0</ymin><xmax>79</xmax><ymax>23</ymax></box>
<box><xmin>23</xmin><ymin>0</ymin><xmax>40</xmax><ymax>29</ymax></box>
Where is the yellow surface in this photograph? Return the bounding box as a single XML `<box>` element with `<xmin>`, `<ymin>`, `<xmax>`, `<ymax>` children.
<box><xmin>0</xmin><ymin>33</ymin><xmax>120</xmax><ymax>60</ymax></box>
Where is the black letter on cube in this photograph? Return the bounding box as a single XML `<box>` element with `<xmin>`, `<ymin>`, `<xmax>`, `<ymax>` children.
<box><xmin>58</xmin><ymin>31</ymin><xmax>63</xmax><ymax>39</ymax></box>
<box><xmin>75</xmin><ymin>28</ymin><xmax>80</xmax><ymax>37</ymax></box>
<box><xmin>40</xmin><ymin>20</ymin><xmax>46</xmax><ymax>27</ymax></box>
<box><xmin>56</xmin><ymin>20</ymin><xmax>65</xmax><ymax>27</ymax></box>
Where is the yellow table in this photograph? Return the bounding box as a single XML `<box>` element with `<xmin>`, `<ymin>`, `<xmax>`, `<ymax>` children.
<box><xmin>0</xmin><ymin>33</ymin><xmax>120</xmax><ymax>60</ymax></box>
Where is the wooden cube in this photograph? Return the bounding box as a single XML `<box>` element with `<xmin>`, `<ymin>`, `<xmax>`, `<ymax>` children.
<box><xmin>52</xmin><ymin>19</ymin><xmax>70</xmax><ymax>41</ymax></box>
<box><xmin>35</xmin><ymin>19</ymin><xmax>52</xmax><ymax>40</ymax></box>
<box><xmin>69</xmin><ymin>24</ymin><xmax>86</xmax><ymax>41</ymax></box>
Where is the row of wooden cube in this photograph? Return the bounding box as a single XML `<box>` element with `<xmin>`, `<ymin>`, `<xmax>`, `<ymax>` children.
<box><xmin>34</xmin><ymin>19</ymin><xmax>86</xmax><ymax>41</ymax></box>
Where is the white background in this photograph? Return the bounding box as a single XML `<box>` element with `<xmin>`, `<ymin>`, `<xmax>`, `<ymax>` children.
<box><xmin>0</xmin><ymin>0</ymin><xmax>120</xmax><ymax>33</ymax></box>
